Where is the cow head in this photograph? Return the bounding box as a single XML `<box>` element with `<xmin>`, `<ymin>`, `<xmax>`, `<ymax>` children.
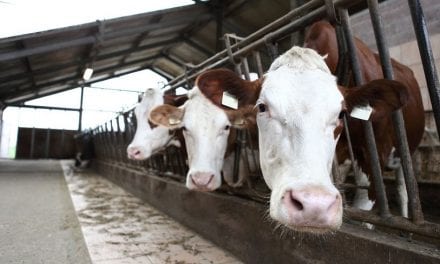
<box><xmin>127</xmin><ymin>87</ymin><xmax>186</xmax><ymax>160</ymax></box>
<box><xmin>149</xmin><ymin>69</ymin><xmax>259</xmax><ymax>192</ymax></box>
<box><xmin>199</xmin><ymin>47</ymin><xmax>408</xmax><ymax>233</ymax></box>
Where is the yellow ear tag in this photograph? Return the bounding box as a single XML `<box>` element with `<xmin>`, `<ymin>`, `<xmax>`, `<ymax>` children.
<box><xmin>169</xmin><ymin>118</ymin><xmax>181</xmax><ymax>125</ymax></box>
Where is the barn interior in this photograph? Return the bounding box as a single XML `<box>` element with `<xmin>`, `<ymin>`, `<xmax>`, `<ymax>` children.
<box><xmin>0</xmin><ymin>0</ymin><xmax>439</xmax><ymax>263</ymax></box>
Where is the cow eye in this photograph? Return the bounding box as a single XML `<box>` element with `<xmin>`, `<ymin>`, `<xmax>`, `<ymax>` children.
<box><xmin>257</xmin><ymin>103</ymin><xmax>267</xmax><ymax>113</ymax></box>
<box><xmin>224</xmin><ymin>125</ymin><xmax>230</xmax><ymax>130</ymax></box>
<box><xmin>182</xmin><ymin>126</ymin><xmax>187</xmax><ymax>131</ymax></box>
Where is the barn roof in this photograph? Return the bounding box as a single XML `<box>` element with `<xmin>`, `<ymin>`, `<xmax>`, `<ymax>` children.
<box><xmin>0</xmin><ymin>0</ymin><xmax>373</xmax><ymax>108</ymax></box>
<box><xmin>0</xmin><ymin>0</ymin><xmax>291</xmax><ymax>107</ymax></box>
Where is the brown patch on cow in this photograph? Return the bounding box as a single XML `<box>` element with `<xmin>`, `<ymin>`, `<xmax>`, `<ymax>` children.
<box><xmin>341</xmin><ymin>79</ymin><xmax>409</xmax><ymax>121</ymax></box>
<box><xmin>195</xmin><ymin>68</ymin><xmax>263</xmax><ymax>109</ymax></box>
<box><xmin>164</xmin><ymin>94</ymin><xmax>188</xmax><ymax>107</ymax></box>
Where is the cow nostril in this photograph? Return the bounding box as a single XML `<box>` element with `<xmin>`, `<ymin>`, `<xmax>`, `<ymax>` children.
<box><xmin>290</xmin><ymin>196</ymin><xmax>304</xmax><ymax>211</ymax></box>
<box><xmin>207</xmin><ymin>174</ymin><xmax>214</xmax><ymax>184</ymax></box>
<box><xmin>134</xmin><ymin>150</ymin><xmax>141</xmax><ymax>156</ymax></box>
<box><xmin>284</xmin><ymin>190</ymin><xmax>304</xmax><ymax>211</ymax></box>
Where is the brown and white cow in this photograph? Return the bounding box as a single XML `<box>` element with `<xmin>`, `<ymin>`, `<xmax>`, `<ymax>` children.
<box><xmin>197</xmin><ymin>47</ymin><xmax>409</xmax><ymax>233</ymax></box>
<box><xmin>304</xmin><ymin>20</ymin><xmax>425</xmax><ymax>217</ymax></box>
<box><xmin>126</xmin><ymin>87</ymin><xmax>187</xmax><ymax>160</ymax></box>
<box><xmin>149</xmin><ymin>73</ymin><xmax>260</xmax><ymax>192</ymax></box>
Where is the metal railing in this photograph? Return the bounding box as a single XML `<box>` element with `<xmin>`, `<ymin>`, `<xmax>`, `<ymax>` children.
<box><xmin>91</xmin><ymin>0</ymin><xmax>440</xmax><ymax>242</ymax></box>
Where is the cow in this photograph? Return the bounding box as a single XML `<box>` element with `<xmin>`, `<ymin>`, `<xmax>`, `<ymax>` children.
<box><xmin>126</xmin><ymin>87</ymin><xmax>187</xmax><ymax>160</ymax></box>
<box><xmin>304</xmin><ymin>20</ymin><xmax>425</xmax><ymax>217</ymax></box>
<box><xmin>149</xmin><ymin>69</ymin><xmax>260</xmax><ymax>192</ymax></box>
<box><xmin>73</xmin><ymin>131</ymin><xmax>95</xmax><ymax>170</ymax></box>
<box><xmin>196</xmin><ymin>47</ymin><xmax>410</xmax><ymax>233</ymax></box>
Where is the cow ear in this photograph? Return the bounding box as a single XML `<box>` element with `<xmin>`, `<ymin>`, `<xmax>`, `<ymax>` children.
<box><xmin>341</xmin><ymin>79</ymin><xmax>409</xmax><ymax>121</ymax></box>
<box><xmin>149</xmin><ymin>104</ymin><xmax>184</xmax><ymax>129</ymax></box>
<box><xmin>227</xmin><ymin>105</ymin><xmax>258</xmax><ymax>129</ymax></box>
<box><xmin>196</xmin><ymin>68</ymin><xmax>263</xmax><ymax>108</ymax></box>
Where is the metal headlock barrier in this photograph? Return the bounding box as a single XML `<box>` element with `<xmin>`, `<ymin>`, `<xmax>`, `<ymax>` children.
<box><xmin>90</xmin><ymin>0</ymin><xmax>440</xmax><ymax>245</ymax></box>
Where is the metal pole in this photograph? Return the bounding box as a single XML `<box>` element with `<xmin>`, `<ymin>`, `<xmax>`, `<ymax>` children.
<box><xmin>367</xmin><ymin>0</ymin><xmax>424</xmax><ymax>223</ymax></box>
<box><xmin>44</xmin><ymin>128</ymin><xmax>50</xmax><ymax>159</ymax></box>
<box><xmin>78</xmin><ymin>85</ymin><xmax>85</xmax><ymax>132</ymax></box>
<box><xmin>340</xmin><ymin>8</ymin><xmax>391</xmax><ymax>218</ymax></box>
<box><xmin>252</xmin><ymin>51</ymin><xmax>264</xmax><ymax>77</ymax></box>
<box><xmin>60</xmin><ymin>129</ymin><xmax>65</xmax><ymax>158</ymax></box>
<box><xmin>407</xmin><ymin>0</ymin><xmax>440</xmax><ymax>138</ymax></box>
<box><xmin>30</xmin><ymin>127</ymin><xmax>35</xmax><ymax>159</ymax></box>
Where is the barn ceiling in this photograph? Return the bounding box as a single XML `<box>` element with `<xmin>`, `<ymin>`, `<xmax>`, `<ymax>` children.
<box><xmin>0</xmin><ymin>0</ymin><xmax>292</xmax><ymax>107</ymax></box>
<box><xmin>0</xmin><ymin>0</ymin><xmax>377</xmax><ymax>108</ymax></box>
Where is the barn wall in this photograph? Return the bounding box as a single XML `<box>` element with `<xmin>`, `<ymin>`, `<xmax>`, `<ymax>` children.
<box><xmin>15</xmin><ymin>127</ymin><xmax>77</xmax><ymax>159</ymax></box>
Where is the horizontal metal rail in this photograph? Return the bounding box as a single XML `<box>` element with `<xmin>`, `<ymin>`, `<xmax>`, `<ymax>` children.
<box><xmin>165</xmin><ymin>0</ymin><xmax>363</xmax><ymax>91</ymax></box>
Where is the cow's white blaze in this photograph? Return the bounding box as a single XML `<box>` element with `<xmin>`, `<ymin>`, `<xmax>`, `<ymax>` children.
<box><xmin>127</xmin><ymin>88</ymin><xmax>179</xmax><ymax>160</ymax></box>
<box><xmin>257</xmin><ymin>47</ymin><xmax>343</xmax><ymax>232</ymax></box>
<box><xmin>181</xmin><ymin>87</ymin><xmax>231</xmax><ymax>191</ymax></box>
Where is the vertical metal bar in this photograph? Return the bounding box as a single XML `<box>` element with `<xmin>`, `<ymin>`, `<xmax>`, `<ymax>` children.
<box><xmin>78</xmin><ymin>85</ymin><xmax>85</xmax><ymax>131</ymax></box>
<box><xmin>340</xmin><ymin>8</ymin><xmax>391</xmax><ymax>217</ymax></box>
<box><xmin>110</xmin><ymin>120</ymin><xmax>117</xmax><ymax>161</ymax></box>
<box><xmin>367</xmin><ymin>0</ymin><xmax>424</xmax><ymax>223</ymax></box>
<box><xmin>335</xmin><ymin>24</ymin><xmax>350</xmax><ymax>85</ymax></box>
<box><xmin>239</xmin><ymin>58</ymin><xmax>252</xmax><ymax>177</ymax></box>
<box><xmin>241</xmin><ymin>57</ymin><xmax>251</xmax><ymax>81</ymax></box>
<box><xmin>265</xmin><ymin>42</ymin><xmax>279</xmax><ymax>61</ymax></box>
<box><xmin>225</xmin><ymin>34</ymin><xmax>242</xmax><ymax>75</ymax></box>
<box><xmin>224</xmin><ymin>33</ymin><xmax>245</xmax><ymax>185</ymax></box>
<box><xmin>407</xmin><ymin>0</ymin><xmax>440</xmax><ymax>138</ymax></box>
<box><xmin>104</xmin><ymin>123</ymin><xmax>110</xmax><ymax>160</ymax></box>
<box><xmin>252</xmin><ymin>51</ymin><xmax>264</xmax><ymax>77</ymax></box>
<box><xmin>60</xmin><ymin>129</ymin><xmax>65</xmax><ymax>158</ymax></box>
<box><xmin>44</xmin><ymin>128</ymin><xmax>50</xmax><ymax>159</ymax></box>
<box><xmin>30</xmin><ymin>127</ymin><xmax>35</xmax><ymax>159</ymax></box>
<box><xmin>334</xmin><ymin>19</ymin><xmax>362</xmax><ymax>187</ymax></box>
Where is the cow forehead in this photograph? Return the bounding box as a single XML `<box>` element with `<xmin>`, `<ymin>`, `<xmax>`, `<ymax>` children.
<box><xmin>183</xmin><ymin>87</ymin><xmax>230</xmax><ymax>128</ymax></box>
<box><xmin>136</xmin><ymin>93</ymin><xmax>164</xmax><ymax>116</ymax></box>
<box><xmin>260</xmin><ymin>66</ymin><xmax>342</xmax><ymax>119</ymax></box>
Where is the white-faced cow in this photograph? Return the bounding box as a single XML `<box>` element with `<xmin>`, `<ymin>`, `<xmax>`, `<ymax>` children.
<box><xmin>197</xmin><ymin>47</ymin><xmax>410</xmax><ymax>233</ymax></box>
<box><xmin>149</xmin><ymin>71</ymin><xmax>260</xmax><ymax>191</ymax></box>
<box><xmin>126</xmin><ymin>87</ymin><xmax>187</xmax><ymax>160</ymax></box>
<box><xmin>304</xmin><ymin>20</ymin><xmax>425</xmax><ymax>217</ymax></box>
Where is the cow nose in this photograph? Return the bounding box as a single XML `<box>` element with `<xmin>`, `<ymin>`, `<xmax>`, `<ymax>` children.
<box><xmin>127</xmin><ymin>146</ymin><xmax>142</xmax><ymax>159</ymax></box>
<box><xmin>282</xmin><ymin>187</ymin><xmax>342</xmax><ymax>228</ymax></box>
<box><xmin>190</xmin><ymin>172</ymin><xmax>214</xmax><ymax>188</ymax></box>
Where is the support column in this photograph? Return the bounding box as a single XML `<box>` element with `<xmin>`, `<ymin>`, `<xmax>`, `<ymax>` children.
<box><xmin>78</xmin><ymin>86</ymin><xmax>85</xmax><ymax>131</ymax></box>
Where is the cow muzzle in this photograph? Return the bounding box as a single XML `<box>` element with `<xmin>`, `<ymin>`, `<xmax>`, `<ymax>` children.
<box><xmin>278</xmin><ymin>186</ymin><xmax>342</xmax><ymax>232</ymax></box>
<box><xmin>187</xmin><ymin>171</ymin><xmax>219</xmax><ymax>191</ymax></box>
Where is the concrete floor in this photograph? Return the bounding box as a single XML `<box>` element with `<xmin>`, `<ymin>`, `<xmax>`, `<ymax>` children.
<box><xmin>0</xmin><ymin>159</ymin><xmax>240</xmax><ymax>264</ymax></box>
<box><xmin>61</xmin><ymin>160</ymin><xmax>241</xmax><ymax>264</ymax></box>
<box><xmin>0</xmin><ymin>159</ymin><xmax>91</xmax><ymax>264</ymax></box>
